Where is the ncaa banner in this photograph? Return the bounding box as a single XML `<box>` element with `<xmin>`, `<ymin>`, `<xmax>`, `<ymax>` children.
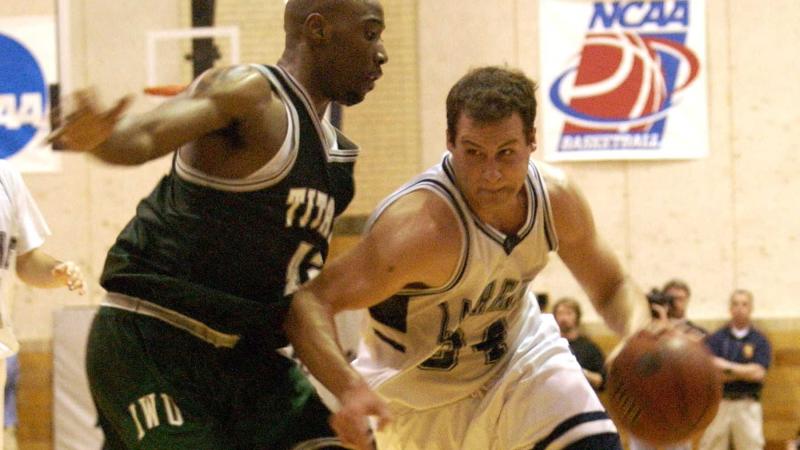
<box><xmin>0</xmin><ymin>16</ymin><xmax>60</xmax><ymax>172</ymax></box>
<box><xmin>539</xmin><ymin>0</ymin><xmax>709</xmax><ymax>161</ymax></box>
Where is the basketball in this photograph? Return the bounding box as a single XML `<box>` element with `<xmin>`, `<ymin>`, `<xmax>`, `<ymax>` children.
<box><xmin>606</xmin><ymin>328</ymin><xmax>722</xmax><ymax>445</ymax></box>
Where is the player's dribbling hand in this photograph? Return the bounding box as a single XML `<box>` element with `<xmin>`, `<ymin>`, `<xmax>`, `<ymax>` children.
<box><xmin>47</xmin><ymin>89</ymin><xmax>133</xmax><ymax>152</ymax></box>
<box><xmin>52</xmin><ymin>260</ymin><xmax>85</xmax><ymax>295</ymax></box>
<box><xmin>330</xmin><ymin>382</ymin><xmax>392</xmax><ymax>450</ymax></box>
<box><xmin>606</xmin><ymin>302</ymin><xmax>670</xmax><ymax>369</ymax></box>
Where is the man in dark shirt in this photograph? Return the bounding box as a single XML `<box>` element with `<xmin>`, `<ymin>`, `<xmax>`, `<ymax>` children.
<box><xmin>699</xmin><ymin>289</ymin><xmax>772</xmax><ymax>450</ymax></box>
<box><xmin>553</xmin><ymin>297</ymin><xmax>606</xmax><ymax>391</ymax></box>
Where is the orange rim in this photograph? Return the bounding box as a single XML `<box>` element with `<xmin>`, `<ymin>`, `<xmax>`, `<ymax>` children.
<box><xmin>143</xmin><ymin>85</ymin><xmax>187</xmax><ymax>96</ymax></box>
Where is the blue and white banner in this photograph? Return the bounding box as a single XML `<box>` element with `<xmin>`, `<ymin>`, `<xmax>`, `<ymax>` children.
<box><xmin>539</xmin><ymin>0</ymin><xmax>709</xmax><ymax>161</ymax></box>
<box><xmin>0</xmin><ymin>16</ymin><xmax>60</xmax><ymax>172</ymax></box>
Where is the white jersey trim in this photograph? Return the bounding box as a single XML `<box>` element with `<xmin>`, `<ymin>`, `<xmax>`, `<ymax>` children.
<box><xmin>274</xmin><ymin>66</ymin><xmax>360</xmax><ymax>163</ymax></box>
<box><xmin>529</xmin><ymin>160</ymin><xmax>559</xmax><ymax>252</ymax></box>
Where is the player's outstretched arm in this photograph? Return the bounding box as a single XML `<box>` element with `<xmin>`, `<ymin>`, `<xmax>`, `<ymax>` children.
<box><xmin>16</xmin><ymin>248</ymin><xmax>85</xmax><ymax>294</ymax></box>
<box><xmin>49</xmin><ymin>65</ymin><xmax>281</xmax><ymax>165</ymax></box>
<box><xmin>543</xmin><ymin>164</ymin><xmax>651</xmax><ymax>338</ymax></box>
<box><xmin>285</xmin><ymin>191</ymin><xmax>462</xmax><ymax>449</ymax></box>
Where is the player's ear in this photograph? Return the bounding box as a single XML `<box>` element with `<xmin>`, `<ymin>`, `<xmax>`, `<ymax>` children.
<box><xmin>304</xmin><ymin>13</ymin><xmax>331</xmax><ymax>44</ymax></box>
<box><xmin>528</xmin><ymin>127</ymin><xmax>537</xmax><ymax>152</ymax></box>
<box><xmin>446</xmin><ymin>129</ymin><xmax>455</xmax><ymax>152</ymax></box>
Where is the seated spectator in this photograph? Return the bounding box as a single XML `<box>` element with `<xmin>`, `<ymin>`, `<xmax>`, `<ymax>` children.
<box><xmin>552</xmin><ymin>297</ymin><xmax>606</xmax><ymax>391</ymax></box>
<box><xmin>699</xmin><ymin>289</ymin><xmax>771</xmax><ymax>450</ymax></box>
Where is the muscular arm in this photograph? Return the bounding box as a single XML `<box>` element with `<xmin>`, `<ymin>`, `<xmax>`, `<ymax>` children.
<box><xmin>284</xmin><ymin>191</ymin><xmax>462</xmax><ymax>448</ymax></box>
<box><xmin>54</xmin><ymin>65</ymin><xmax>284</xmax><ymax>166</ymax></box>
<box><xmin>543</xmin><ymin>165</ymin><xmax>650</xmax><ymax>337</ymax></box>
<box><xmin>285</xmin><ymin>190</ymin><xmax>462</xmax><ymax>400</ymax></box>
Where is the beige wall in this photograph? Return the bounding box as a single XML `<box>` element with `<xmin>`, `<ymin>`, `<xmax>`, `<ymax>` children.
<box><xmin>418</xmin><ymin>0</ymin><xmax>800</xmax><ymax>323</ymax></box>
<box><xmin>2</xmin><ymin>0</ymin><xmax>798</xmax><ymax>342</ymax></box>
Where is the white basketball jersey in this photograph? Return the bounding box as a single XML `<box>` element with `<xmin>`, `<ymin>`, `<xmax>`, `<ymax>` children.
<box><xmin>353</xmin><ymin>154</ymin><xmax>558</xmax><ymax>410</ymax></box>
<box><xmin>0</xmin><ymin>160</ymin><xmax>50</xmax><ymax>358</ymax></box>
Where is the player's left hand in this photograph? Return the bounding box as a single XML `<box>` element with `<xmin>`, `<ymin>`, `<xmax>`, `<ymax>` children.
<box><xmin>52</xmin><ymin>261</ymin><xmax>85</xmax><ymax>295</ymax></box>
<box><xmin>330</xmin><ymin>382</ymin><xmax>392</xmax><ymax>450</ymax></box>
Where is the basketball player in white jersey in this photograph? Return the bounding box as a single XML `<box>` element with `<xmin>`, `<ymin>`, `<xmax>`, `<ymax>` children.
<box><xmin>286</xmin><ymin>66</ymin><xmax>652</xmax><ymax>449</ymax></box>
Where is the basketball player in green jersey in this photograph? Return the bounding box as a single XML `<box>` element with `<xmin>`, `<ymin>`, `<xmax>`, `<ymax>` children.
<box><xmin>50</xmin><ymin>1</ymin><xmax>390</xmax><ymax>449</ymax></box>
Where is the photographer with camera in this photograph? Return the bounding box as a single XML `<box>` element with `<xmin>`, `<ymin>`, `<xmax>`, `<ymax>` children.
<box><xmin>630</xmin><ymin>279</ymin><xmax>707</xmax><ymax>450</ymax></box>
<box><xmin>653</xmin><ymin>279</ymin><xmax>707</xmax><ymax>340</ymax></box>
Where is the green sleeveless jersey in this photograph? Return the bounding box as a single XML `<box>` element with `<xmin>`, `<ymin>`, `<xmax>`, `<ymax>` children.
<box><xmin>100</xmin><ymin>65</ymin><xmax>358</xmax><ymax>348</ymax></box>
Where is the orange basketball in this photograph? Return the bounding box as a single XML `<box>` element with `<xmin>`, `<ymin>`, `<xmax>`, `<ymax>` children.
<box><xmin>606</xmin><ymin>328</ymin><xmax>722</xmax><ymax>446</ymax></box>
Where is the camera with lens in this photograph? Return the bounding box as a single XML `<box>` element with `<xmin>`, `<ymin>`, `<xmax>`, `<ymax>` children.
<box><xmin>646</xmin><ymin>288</ymin><xmax>674</xmax><ymax>318</ymax></box>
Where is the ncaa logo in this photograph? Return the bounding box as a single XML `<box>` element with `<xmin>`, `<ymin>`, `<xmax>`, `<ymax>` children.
<box><xmin>0</xmin><ymin>32</ymin><xmax>48</xmax><ymax>159</ymax></box>
<box><xmin>549</xmin><ymin>1</ymin><xmax>700</xmax><ymax>152</ymax></box>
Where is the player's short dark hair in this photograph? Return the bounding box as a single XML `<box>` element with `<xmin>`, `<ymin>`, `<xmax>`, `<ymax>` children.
<box><xmin>553</xmin><ymin>297</ymin><xmax>582</xmax><ymax>326</ymax></box>
<box><xmin>446</xmin><ymin>66</ymin><xmax>537</xmax><ymax>144</ymax></box>
<box><xmin>662</xmin><ymin>278</ymin><xmax>690</xmax><ymax>297</ymax></box>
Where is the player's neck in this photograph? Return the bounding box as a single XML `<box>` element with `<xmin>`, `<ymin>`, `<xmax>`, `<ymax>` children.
<box><xmin>276</xmin><ymin>58</ymin><xmax>330</xmax><ymax>119</ymax></box>
<box><xmin>473</xmin><ymin>188</ymin><xmax>528</xmax><ymax>235</ymax></box>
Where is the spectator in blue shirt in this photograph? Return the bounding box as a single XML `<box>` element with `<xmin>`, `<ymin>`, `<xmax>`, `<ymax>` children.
<box><xmin>699</xmin><ymin>289</ymin><xmax>772</xmax><ymax>450</ymax></box>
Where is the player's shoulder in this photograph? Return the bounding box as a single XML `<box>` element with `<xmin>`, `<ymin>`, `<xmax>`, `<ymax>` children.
<box><xmin>377</xmin><ymin>188</ymin><xmax>466</xmax><ymax>285</ymax></box>
<box><xmin>530</xmin><ymin>159</ymin><xmax>590</xmax><ymax>234</ymax></box>
<box><xmin>531</xmin><ymin>159</ymin><xmax>570</xmax><ymax>197</ymax></box>
<box><xmin>750</xmin><ymin>326</ymin><xmax>771</xmax><ymax>343</ymax></box>
<box><xmin>188</xmin><ymin>64</ymin><xmax>274</xmax><ymax>103</ymax></box>
<box><xmin>372</xmin><ymin>188</ymin><xmax>464</xmax><ymax>260</ymax></box>
<box><xmin>380</xmin><ymin>189</ymin><xmax>462</xmax><ymax>237</ymax></box>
